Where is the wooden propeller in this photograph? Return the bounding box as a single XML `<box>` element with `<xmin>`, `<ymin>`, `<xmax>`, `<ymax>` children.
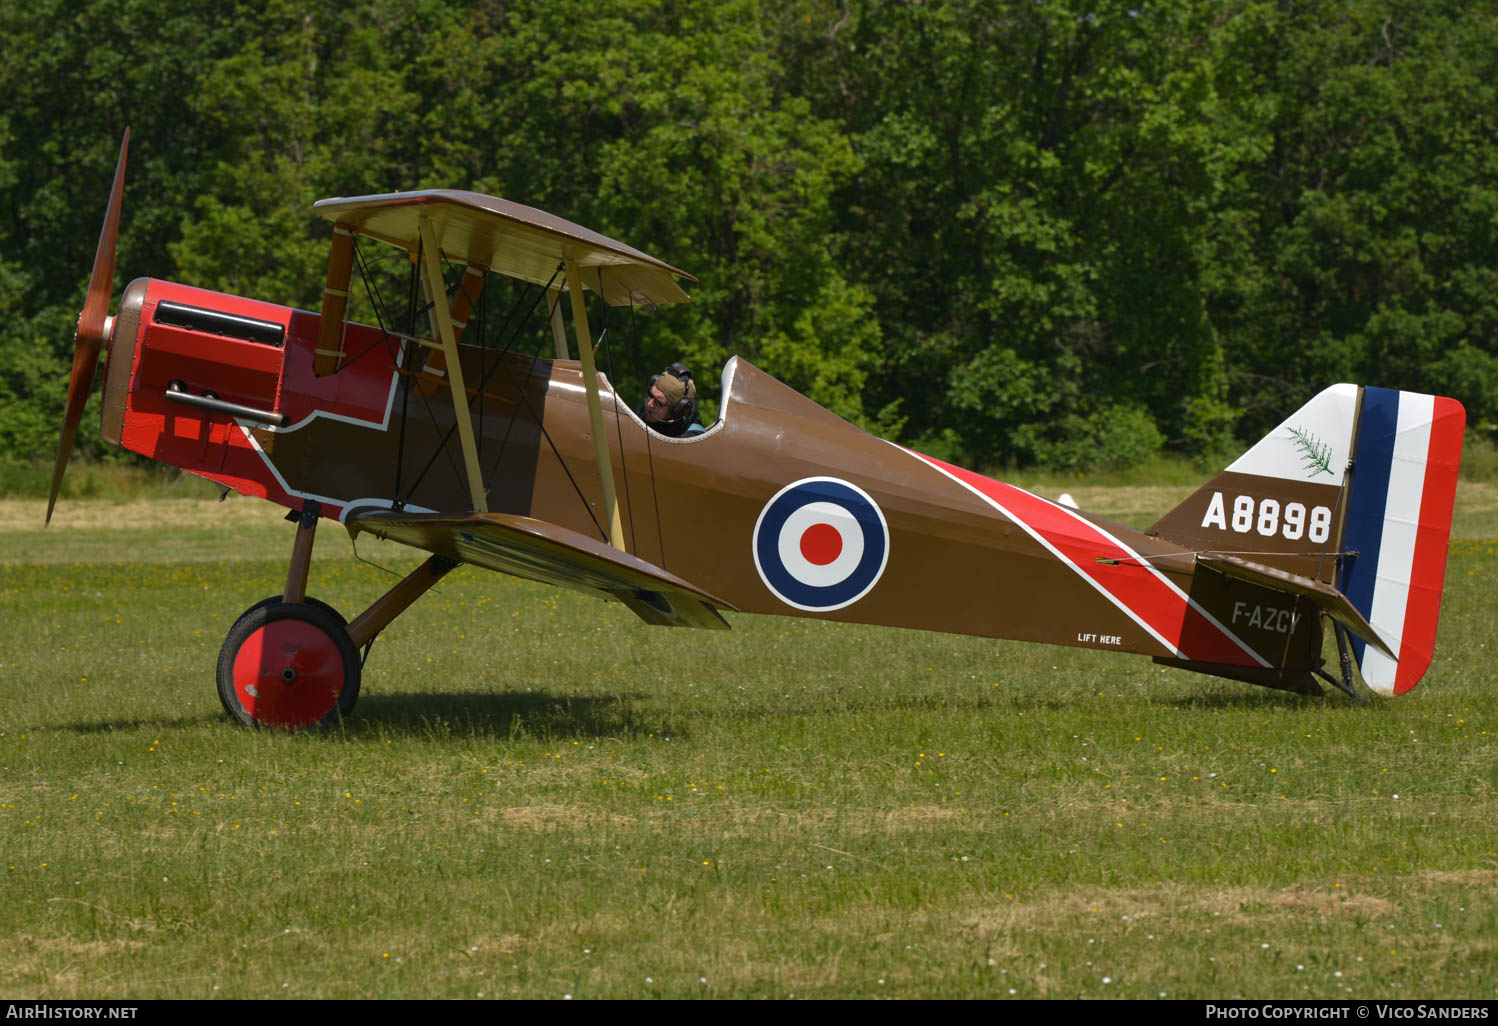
<box><xmin>47</xmin><ymin>127</ymin><xmax>129</xmax><ymax>525</ymax></box>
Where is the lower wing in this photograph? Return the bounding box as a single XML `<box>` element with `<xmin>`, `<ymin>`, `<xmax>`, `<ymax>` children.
<box><xmin>346</xmin><ymin>509</ymin><xmax>734</xmax><ymax>629</ymax></box>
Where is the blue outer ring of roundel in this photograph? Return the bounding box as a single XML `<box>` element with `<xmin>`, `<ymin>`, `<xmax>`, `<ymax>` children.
<box><xmin>752</xmin><ymin>477</ymin><xmax>890</xmax><ymax>612</ymax></box>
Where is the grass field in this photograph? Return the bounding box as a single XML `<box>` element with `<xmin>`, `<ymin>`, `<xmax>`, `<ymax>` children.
<box><xmin>2</xmin><ymin>483</ymin><xmax>1496</xmax><ymax>999</ymax></box>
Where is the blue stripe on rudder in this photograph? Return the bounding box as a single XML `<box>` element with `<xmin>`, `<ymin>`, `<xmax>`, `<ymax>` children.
<box><xmin>1338</xmin><ymin>386</ymin><xmax>1400</xmax><ymax>664</ymax></box>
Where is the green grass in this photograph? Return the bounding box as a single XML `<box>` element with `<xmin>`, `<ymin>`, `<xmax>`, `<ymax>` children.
<box><xmin>1460</xmin><ymin>432</ymin><xmax>1498</xmax><ymax>482</ymax></box>
<box><xmin>1</xmin><ymin>491</ymin><xmax>1496</xmax><ymax>999</ymax></box>
<box><xmin>1</xmin><ymin>459</ymin><xmax>222</xmax><ymax>502</ymax></box>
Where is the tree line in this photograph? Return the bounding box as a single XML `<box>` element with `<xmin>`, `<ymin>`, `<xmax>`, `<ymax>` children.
<box><xmin>3</xmin><ymin>0</ymin><xmax>1495</xmax><ymax>471</ymax></box>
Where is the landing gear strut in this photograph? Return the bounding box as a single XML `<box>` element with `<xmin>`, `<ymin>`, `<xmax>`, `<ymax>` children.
<box><xmin>1312</xmin><ymin>620</ymin><xmax>1367</xmax><ymax>703</ymax></box>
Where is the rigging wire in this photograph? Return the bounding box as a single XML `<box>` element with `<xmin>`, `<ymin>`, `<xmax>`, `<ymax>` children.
<box><xmin>476</xmin><ymin>269</ymin><xmax>487</xmax><ymax>468</ymax></box>
<box><xmin>402</xmin><ymin>270</ymin><xmax>539</xmax><ymax>501</ymax></box>
<box><xmin>325</xmin><ymin>241</ymin><xmax>613</xmax><ymax>540</ymax></box>
<box><xmin>393</xmin><ymin>264</ymin><xmax>609</xmax><ymax>541</ymax></box>
<box><xmin>477</xmin><ymin>275</ymin><xmax>612</xmax><ymax>542</ymax></box>
<box><xmin>477</xmin><ymin>282</ymin><xmax>554</xmax><ymax>490</ymax></box>
<box><xmin>347</xmin><ymin>239</ymin><xmax>474</xmax><ymax>510</ymax></box>
<box><xmin>337</xmin><ymin>239</ymin><xmax>416</xmax><ymax>370</ymax></box>
<box><xmin>349</xmin><ymin>532</ymin><xmax>406</xmax><ymax>580</ymax></box>
<box><xmin>395</xmin><ymin>251</ymin><xmax>484</xmax><ymax>508</ymax></box>
<box><xmin>1095</xmin><ymin>549</ymin><xmax>1358</xmax><ymax>567</ymax></box>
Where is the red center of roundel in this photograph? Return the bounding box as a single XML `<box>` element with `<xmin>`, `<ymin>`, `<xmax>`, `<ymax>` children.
<box><xmin>799</xmin><ymin>522</ymin><xmax>843</xmax><ymax>565</ymax></box>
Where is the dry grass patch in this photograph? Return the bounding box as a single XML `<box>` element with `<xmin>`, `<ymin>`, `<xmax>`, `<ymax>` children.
<box><xmin>526</xmin><ymin>906</ymin><xmax>866</xmax><ymax>994</ymax></box>
<box><xmin>492</xmin><ymin>803</ymin><xmax>638</xmax><ymax>831</ymax></box>
<box><xmin>0</xmin><ymin>497</ymin><xmax>281</xmax><ymax>531</ymax></box>
<box><xmin>1454</xmin><ymin>481</ymin><xmax>1498</xmax><ymax>515</ymax></box>
<box><xmin>1411</xmin><ymin>868</ymin><xmax>1498</xmax><ymax>887</ymax></box>
<box><xmin>964</xmin><ymin>882</ymin><xmax>1396</xmax><ymax>937</ymax></box>
<box><xmin>468</xmin><ymin>932</ymin><xmax>526</xmax><ymax>955</ymax></box>
<box><xmin>4</xmin><ymin>934</ymin><xmax>148</xmax><ymax>958</ymax></box>
<box><xmin>881</xmin><ymin>803</ymin><xmax>965</xmax><ymax>827</ymax></box>
<box><xmin>0</xmin><ymin>935</ymin><xmax>153</xmax><ymax>999</ymax></box>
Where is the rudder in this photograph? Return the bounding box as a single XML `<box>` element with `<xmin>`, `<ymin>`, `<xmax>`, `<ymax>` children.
<box><xmin>1337</xmin><ymin>388</ymin><xmax>1464</xmax><ymax>695</ymax></box>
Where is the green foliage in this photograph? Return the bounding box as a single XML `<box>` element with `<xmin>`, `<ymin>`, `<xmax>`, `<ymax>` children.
<box><xmin>1012</xmin><ymin>402</ymin><xmax>1166</xmax><ymax>474</ymax></box>
<box><xmin>4</xmin><ymin>0</ymin><xmax>1498</xmax><ymax>473</ymax></box>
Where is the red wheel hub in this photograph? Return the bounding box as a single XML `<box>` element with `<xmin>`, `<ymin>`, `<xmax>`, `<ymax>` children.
<box><xmin>231</xmin><ymin>617</ymin><xmax>347</xmax><ymax>728</ymax></box>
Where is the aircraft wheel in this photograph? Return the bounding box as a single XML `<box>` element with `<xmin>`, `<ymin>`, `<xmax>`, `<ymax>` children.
<box><xmin>242</xmin><ymin>594</ymin><xmax>347</xmax><ymax>628</ymax></box>
<box><xmin>217</xmin><ymin>600</ymin><xmax>360</xmax><ymax>729</ymax></box>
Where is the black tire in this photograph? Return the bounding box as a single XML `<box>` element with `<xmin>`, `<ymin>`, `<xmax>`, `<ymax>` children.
<box><xmin>238</xmin><ymin>594</ymin><xmax>347</xmax><ymax>627</ymax></box>
<box><xmin>217</xmin><ymin>600</ymin><xmax>361</xmax><ymax>729</ymax></box>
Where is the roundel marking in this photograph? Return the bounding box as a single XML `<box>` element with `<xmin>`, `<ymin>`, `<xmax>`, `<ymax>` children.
<box><xmin>752</xmin><ymin>477</ymin><xmax>890</xmax><ymax>611</ymax></box>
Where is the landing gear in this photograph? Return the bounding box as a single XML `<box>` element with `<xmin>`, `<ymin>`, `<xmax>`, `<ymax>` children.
<box><xmin>217</xmin><ymin>600</ymin><xmax>360</xmax><ymax>728</ymax></box>
<box><xmin>217</xmin><ymin>499</ymin><xmax>358</xmax><ymax>729</ymax></box>
<box><xmin>215</xmin><ymin>499</ymin><xmax>457</xmax><ymax>729</ymax></box>
<box><xmin>1312</xmin><ymin>619</ymin><xmax>1367</xmax><ymax>703</ymax></box>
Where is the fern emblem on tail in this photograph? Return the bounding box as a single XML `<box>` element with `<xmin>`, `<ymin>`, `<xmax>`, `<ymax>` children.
<box><xmin>1288</xmin><ymin>425</ymin><xmax>1334</xmax><ymax>477</ymax></box>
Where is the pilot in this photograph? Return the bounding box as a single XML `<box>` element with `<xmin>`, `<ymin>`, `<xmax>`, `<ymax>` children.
<box><xmin>640</xmin><ymin>362</ymin><xmax>706</xmax><ymax>437</ymax></box>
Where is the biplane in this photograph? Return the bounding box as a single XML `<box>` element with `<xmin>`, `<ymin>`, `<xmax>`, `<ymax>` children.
<box><xmin>49</xmin><ymin>131</ymin><xmax>1466</xmax><ymax>728</ymax></box>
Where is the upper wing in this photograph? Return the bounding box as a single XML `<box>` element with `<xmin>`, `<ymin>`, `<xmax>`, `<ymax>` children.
<box><xmin>346</xmin><ymin>509</ymin><xmax>733</xmax><ymax>629</ymax></box>
<box><xmin>313</xmin><ymin>189</ymin><xmax>692</xmax><ymax>307</ymax></box>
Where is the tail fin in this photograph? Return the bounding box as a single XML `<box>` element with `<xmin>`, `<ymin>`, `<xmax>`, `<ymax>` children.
<box><xmin>1149</xmin><ymin>384</ymin><xmax>1361</xmax><ymax>583</ymax></box>
<box><xmin>1151</xmin><ymin>384</ymin><xmax>1464</xmax><ymax>696</ymax></box>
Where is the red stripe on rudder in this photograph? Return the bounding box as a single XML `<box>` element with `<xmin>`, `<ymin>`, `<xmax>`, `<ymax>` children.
<box><xmin>1394</xmin><ymin>397</ymin><xmax>1465</xmax><ymax>695</ymax></box>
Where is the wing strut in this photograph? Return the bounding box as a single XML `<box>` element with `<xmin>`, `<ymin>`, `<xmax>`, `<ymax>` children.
<box><xmin>565</xmin><ymin>259</ymin><xmax>624</xmax><ymax>551</ymax></box>
<box><xmin>313</xmin><ymin>226</ymin><xmax>356</xmax><ymax>376</ymax></box>
<box><xmin>548</xmin><ymin>287</ymin><xmax>571</xmax><ymax>360</ymax></box>
<box><xmin>418</xmin><ymin>215</ymin><xmax>488</xmax><ymax>513</ymax></box>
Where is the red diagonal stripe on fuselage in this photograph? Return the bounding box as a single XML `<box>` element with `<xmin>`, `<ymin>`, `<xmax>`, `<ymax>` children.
<box><xmin>910</xmin><ymin>451</ymin><xmax>1264</xmax><ymax>666</ymax></box>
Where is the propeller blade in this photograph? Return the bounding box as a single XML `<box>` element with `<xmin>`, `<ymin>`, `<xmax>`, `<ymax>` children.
<box><xmin>47</xmin><ymin>128</ymin><xmax>129</xmax><ymax>525</ymax></box>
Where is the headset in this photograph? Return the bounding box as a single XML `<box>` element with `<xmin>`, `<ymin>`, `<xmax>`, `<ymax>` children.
<box><xmin>664</xmin><ymin>363</ymin><xmax>696</xmax><ymax>419</ymax></box>
<box><xmin>645</xmin><ymin>363</ymin><xmax>699</xmax><ymax>434</ymax></box>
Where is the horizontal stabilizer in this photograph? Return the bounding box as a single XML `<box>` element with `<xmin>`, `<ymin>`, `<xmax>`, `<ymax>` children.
<box><xmin>347</xmin><ymin>509</ymin><xmax>734</xmax><ymax>629</ymax></box>
<box><xmin>1197</xmin><ymin>552</ymin><xmax>1394</xmax><ymax>660</ymax></box>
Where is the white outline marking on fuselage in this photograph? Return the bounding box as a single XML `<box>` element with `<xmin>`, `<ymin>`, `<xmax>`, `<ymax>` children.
<box><xmin>896</xmin><ymin>444</ymin><xmax>1267</xmax><ymax>666</ymax></box>
<box><xmin>234</xmin><ymin>341</ymin><xmax>439</xmax><ymax>520</ymax></box>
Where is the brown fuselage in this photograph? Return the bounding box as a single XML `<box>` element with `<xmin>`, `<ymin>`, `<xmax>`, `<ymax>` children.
<box><xmin>102</xmin><ymin>277</ymin><xmax>1317</xmax><ymax>679</ymax></box>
